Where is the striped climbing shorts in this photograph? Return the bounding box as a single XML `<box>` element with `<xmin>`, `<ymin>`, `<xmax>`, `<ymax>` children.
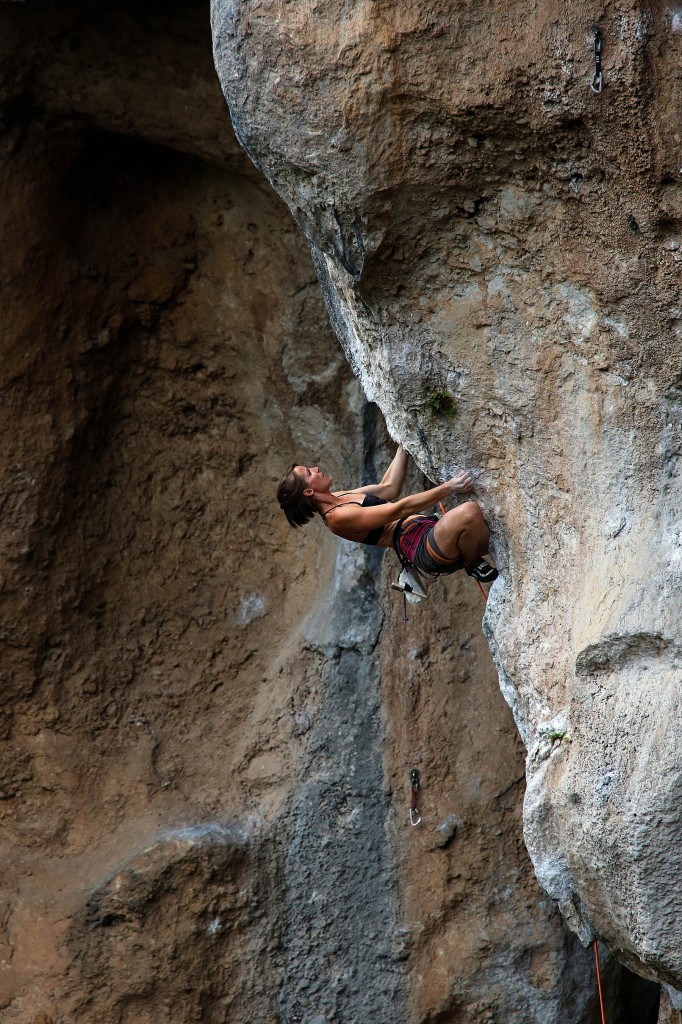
<box><xmin>392</xmin><ymin>515</ymin><xmax>464</xmax><ymax>576</ymax></box>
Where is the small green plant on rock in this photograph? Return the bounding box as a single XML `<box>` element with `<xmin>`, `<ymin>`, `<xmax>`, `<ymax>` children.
<box><xmin>424</xmin><ymin>391</ymin><xmax>458</xmax><ymax>418</ymax></box>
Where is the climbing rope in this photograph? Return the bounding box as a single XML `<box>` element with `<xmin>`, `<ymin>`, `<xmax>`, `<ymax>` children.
<box><xmin>434</xmin><ymin>501</ymin><xmax>603</xmax><ymax>1024</ymax></box>
<box><xmin>594</xmin><ymin>940</ymin><xmax>607</xmax><ymax>1024</ymax></box>
<box><xmin>440</xmin><ymin>503</ymin><xmax>604</xmax><ymax>1024</ymax></box>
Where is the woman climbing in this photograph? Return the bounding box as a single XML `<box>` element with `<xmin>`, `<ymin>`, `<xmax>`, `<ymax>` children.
<box><xmin>276</xmin><ymin>446</ymin><xmax>498</xmax><ymax>588</ymax></box>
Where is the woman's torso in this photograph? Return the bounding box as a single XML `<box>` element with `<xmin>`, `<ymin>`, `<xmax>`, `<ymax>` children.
<box><xmin>323</xmin><ymin>492</ymin><xmax>399</xmax><ymax>547</ymax></box>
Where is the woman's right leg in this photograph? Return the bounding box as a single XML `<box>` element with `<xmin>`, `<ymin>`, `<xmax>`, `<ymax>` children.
<box><xmin>432</xmin><ymin>501</ymin><xmax>490</xmax><ymax>566</ymax></box>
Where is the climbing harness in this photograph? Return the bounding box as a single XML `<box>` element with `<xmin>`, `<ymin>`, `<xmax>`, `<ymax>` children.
<box><xmin>591</xmin><ymin>27</ymin><xmax>603</xmax><ymax>93</ymax></box>
<box><xmin>409</xmin><ymin>769</ymin><xmax>421</xmax><ymax>826</ymax></box>
<box><xmin>392</xmin><ymin>524</ymin><xmax>431</xmax><ymax>621</ymax></box>
<box><xmin>594</xmin><ymin>940</ymin><xmax>607</xmax><ymax>1024</ymax></box>
<box><xmin>393</xmin><ymin>499</ymin><xmax>495</xmax><ymax>617</ymax></box>
<box><xmin>391</xmin><ymin>501</ymin><xmax>447</xmax><ymax>618</ymax></box>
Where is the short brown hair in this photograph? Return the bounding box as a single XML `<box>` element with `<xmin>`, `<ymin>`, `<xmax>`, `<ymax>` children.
<box><xmin>277</xmin><ymin>464</ymin><xmax>318</xmax><ymax>528</ymax></box>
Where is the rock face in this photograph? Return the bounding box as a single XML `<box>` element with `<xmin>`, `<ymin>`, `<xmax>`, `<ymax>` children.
<box><xmin>0</xmin><ymin>0</ymin><xmax>668</xmax><ymax>1022</ymax></box>
<box><xmin>212</xmin><ymin>0</ymin><xmax>682</xmax><ymax>1002</ymax></box>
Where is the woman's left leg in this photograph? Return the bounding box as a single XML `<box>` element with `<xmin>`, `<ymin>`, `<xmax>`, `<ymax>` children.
<box><xmin>432</xmin><ymin>501</ymin><xmax>490</xmax><ymax>565</ymax></box>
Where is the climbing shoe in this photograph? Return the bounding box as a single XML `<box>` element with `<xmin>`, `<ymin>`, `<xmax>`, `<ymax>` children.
<box><xmin>392</xmin><ymin>567</ymin><xmax>428</xmax><ymax>603</ymax></box>
<box><xmin>464</xmin><ymin>558</ymin><xmax>499</xmax><ymax>584</ymax></box>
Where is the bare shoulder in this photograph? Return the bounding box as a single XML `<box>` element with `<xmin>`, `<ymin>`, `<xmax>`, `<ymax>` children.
<box><xmin>323</xmin><ymin>501</ymin><xmax>367</xmax><ymax>535</ymax></box>
<box><xmin>324</xmin><ymin>502</ymin><xmax>361</xmax><ymax>524</ymax></box>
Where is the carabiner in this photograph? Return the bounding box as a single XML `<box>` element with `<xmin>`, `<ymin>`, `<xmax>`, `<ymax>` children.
<box><xmin>409</xmin><ymin>806</ymin><xmax>422</xmax><ymax>827</ymax></box>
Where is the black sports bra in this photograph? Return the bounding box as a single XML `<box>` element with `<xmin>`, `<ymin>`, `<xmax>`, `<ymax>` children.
<box><xmin>321</xmin><ymin>493</ymin><xmax>388</xmax><ymax>546</ymax></box>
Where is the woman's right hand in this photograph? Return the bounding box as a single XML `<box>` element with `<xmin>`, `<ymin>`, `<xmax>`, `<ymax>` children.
<box><xmin>445</xmin><ymin>470</ymin><xmax>474</xmax><ymax>494</ymax></box>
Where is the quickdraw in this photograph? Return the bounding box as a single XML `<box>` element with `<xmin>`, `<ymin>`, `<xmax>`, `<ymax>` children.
<box><xmin>409</xmin><ymin>768</ymin><xmax>421</xmax><ymax>827</ymax></box>
<box><xmin>591</xmin><ymin>27</ymin><xmax>603</xmax><ymax>93</ymax></box>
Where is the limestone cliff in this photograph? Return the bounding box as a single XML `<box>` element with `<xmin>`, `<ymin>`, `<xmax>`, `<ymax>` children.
<box><xmin>212</xmin><ymin>0</ymin><xmax>682</xmax><ymax>1009</ymax></box>
<box><xmin>0</xmin><ymin>0</ymin><xmax>672</xmax><ymax>1022</ymax></box>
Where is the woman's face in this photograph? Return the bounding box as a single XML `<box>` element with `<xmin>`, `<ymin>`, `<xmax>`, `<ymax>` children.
<box><xmin>294</xmin><ymin>465</ymin><xmax>331</xmax><ymax>495</ymax></box>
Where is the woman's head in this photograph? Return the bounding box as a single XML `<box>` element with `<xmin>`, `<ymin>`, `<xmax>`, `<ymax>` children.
<box><xmin>277</xmin><ymin>464</ymin><xmax>319</xmax><ymax>528</ymax></box>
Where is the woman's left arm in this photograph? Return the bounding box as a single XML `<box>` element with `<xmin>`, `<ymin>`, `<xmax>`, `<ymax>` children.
<box><xmin>347</xmin><ymin>445</ymin><xmax>409</xmax><ymax>500</ymax></box>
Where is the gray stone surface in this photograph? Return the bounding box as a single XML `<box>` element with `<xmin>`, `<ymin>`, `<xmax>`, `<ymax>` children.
<box><xmin>281</xmin><ymin>545</ymin><xmax>405</xmax><ymax>1024</ymax></box>
<box><xmin>276</xmin><ymin>422</ymin><xmax>406</xmax><ymax>1023</ymax></box>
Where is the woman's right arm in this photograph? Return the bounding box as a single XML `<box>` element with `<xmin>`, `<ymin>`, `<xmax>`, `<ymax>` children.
<box><xmin>393</xmin><ymin>471</ymin><xmax>473</xmax><ymax>517</ymax></box>
<box><xmin>325</xmin><ymin>471</ymin><xmax>473</xmax><ymax>539</ymax></box>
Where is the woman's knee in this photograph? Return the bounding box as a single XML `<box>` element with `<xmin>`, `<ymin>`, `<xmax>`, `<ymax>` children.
<box><xmin>457</xmin><ymin>501</ymin><xmax>484</xmax><ymax>527</ymax></box>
